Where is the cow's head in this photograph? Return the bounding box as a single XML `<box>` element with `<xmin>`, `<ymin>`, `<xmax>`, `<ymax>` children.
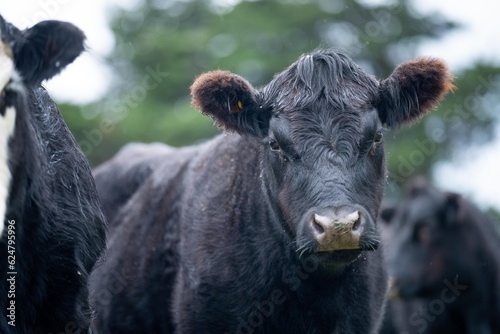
<box><xmin>191</xmin><ymin>50</ymin><xmax>453</xmax><ymax>265</ymax></box>
<box><xmin>0</xmin><ymin>16</ymin><xmax>85</xmax><ymax>236</ymax></box>
<box><xmin>381</xmin><ymin>179</ymin><xmax>477</xmax><ymax>299</ymax></box>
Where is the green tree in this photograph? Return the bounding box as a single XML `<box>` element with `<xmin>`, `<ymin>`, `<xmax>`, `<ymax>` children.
<box><xmin>61</xmin><ymin>0</ymin><xmax>500</xmax><ymax>195</ymax></box>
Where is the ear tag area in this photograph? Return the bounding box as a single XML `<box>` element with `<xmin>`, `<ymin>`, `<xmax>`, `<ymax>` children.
<box><xmin>228</xmin><ymin>98</ymin><xmax>244</xmax><ymax>114</ymax></box>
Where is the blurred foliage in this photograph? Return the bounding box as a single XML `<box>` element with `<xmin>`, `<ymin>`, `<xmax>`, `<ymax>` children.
<box><xmin>487</xmin><ymin>208</ymin><xmax>500</xmax><ymax>231</ymax></box>
<box><xmin>60</xmin><ymin>0</ymin><xmax>500</xmax><ymax>196</ymax></box>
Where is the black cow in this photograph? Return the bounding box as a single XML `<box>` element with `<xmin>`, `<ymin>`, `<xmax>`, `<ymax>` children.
<box><xmin>93</xmin><ymin>142</ymin><xmax>174</xmax><ymax>224</ymax></box>
<box><xmin>0</xmin><ymin>16</ymin><xmax>106</xmax><ymax>333</ymax></box>
<box><xmin>380</xmin><ymin>179</ymin><xmax>500</xmax><ymax>334</ymax></box>
<box><xmin>90</xmin><ymin>50</ymin><xmax>453</xmax><ymax>333</ymax></box>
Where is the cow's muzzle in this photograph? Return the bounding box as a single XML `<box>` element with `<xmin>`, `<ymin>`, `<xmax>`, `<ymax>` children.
<box><xmin>309</xmin><ymin>206</ymin><xmax>377</xmax><ymax>251</ymax></box>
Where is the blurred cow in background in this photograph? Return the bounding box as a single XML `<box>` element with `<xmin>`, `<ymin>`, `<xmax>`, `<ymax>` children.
<box><xmin>380</xmin><ymin>179</ymin><xmax>500</xmax><ymax>334</ymax></box>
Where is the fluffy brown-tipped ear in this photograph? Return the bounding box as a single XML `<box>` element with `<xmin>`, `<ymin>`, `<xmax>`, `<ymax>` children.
<box><xmin>377</xmin><ymin>57</ymin><xmax>455</xmax><ymax>127</ymax></box>
<box><xmin>191</xmin><ymin>70</ymin><xmax>271</xmax><ymax>137</ymax></box>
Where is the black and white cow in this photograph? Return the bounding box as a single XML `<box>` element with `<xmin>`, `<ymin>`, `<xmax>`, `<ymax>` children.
<box><xmin>90</xmin><ymin>49</ymin><xmax>453</xmax><ymax>333</ymax></box>
<box><xmin>0</xmin><ymin>16</ymin><xmax>106</xmax><ymax>333</ymax></box>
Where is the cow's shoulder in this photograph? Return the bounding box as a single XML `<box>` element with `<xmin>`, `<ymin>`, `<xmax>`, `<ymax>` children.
<box><xmin>184</xmin><ymin>133</ymin><xmax>261</xmax><ymax>188</ymax></box>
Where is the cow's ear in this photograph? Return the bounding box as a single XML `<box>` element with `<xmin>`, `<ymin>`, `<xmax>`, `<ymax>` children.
<box><xmin>191</xmin><ymin>70</ymin><xmax>270</xmax><ymax>137</ymax></box>
<box><xmin>12</xmin><ymin>20</ymin><xmax>85</xmax><ymax>84</ymax></box>
<box><xmin>441</xmin><ymin>192</ymin><xmax>463</xmax><ymax>226</ymax></box>
<box><xmin>377</xmin><ymin>58</ymin><xmax>455</xmax><ymax>128</ymax></box>
<box><xmin>406</xmin><ymin>176</ymin><xmax>432</xmax><ymax>198</ymax></box>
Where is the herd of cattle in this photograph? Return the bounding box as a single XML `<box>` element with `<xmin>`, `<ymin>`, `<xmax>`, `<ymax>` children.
<box><xmin>0</xmin><ymin>16</ymin><xmax>499</xmax><ymax>334</ymax></box>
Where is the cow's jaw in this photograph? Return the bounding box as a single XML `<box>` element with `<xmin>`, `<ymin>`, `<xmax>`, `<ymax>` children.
<box><xmin>0</xmin><ymin>40</ymin><xmax>15</xmax><ymax>238</ymax></box>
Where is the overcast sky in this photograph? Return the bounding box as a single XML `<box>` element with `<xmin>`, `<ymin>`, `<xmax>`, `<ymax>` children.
<box><xmin>1</xmin><ymin>0</ymin><xmax>499</xmax><ymax>210</ymax></box>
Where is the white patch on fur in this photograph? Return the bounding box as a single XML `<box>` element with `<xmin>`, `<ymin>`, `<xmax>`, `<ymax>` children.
<box><xmin>0</xmin><ymin>41</ymin><xmax>15</xmax><ymax>237</ymax></box>
<box><xmin>0</xmin><ymin>40</ymin><xmax>13</xmax><ymax>91</ymax></box>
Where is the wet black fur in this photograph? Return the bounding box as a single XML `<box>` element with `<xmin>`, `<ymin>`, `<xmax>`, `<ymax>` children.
<box><xmin>91</xmin><ymin>50</ymin><xmax>451</xmax><ymax>333</ymax></box>
<box><xmin>0</xmin><ymin>16</ymin><xmax>106</xmax><ymax>333</ymax></box>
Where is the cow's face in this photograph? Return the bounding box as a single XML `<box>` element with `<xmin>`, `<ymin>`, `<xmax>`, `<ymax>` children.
<box><xmin>0</xmin><ymin>17</ymin><xmax>85</xmax><ymax>236</ymax></box>
<box><xmin>191</xmin><ymin>50</ymin><xmax>453</xmax><ymax>265</ymax></box>
<box><xmin>382</xmin><ymin>181</ymin><xmax>473</xmax><ymax>298</ymax></box>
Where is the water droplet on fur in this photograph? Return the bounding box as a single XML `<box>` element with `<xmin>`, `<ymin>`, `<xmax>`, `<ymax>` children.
<box><xmin>55</xmin><ymin>61</ymin><xmax>61</xmax><ymax>67</ymax></box>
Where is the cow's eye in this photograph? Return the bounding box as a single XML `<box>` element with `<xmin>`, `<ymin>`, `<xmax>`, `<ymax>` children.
<box><xmin>413</xmin><ymin>223</ymin><xmax>431</xmax><ymax>244</ymax></box>
<box><xmin>269</xmin><ymin>140</ymin><xmax>280</xmax><ymax>151</ymax></box>
<box><xmin>374</xmin><ymin>131</ymin><xmax>383</xmax><ymax>144</ymax></box>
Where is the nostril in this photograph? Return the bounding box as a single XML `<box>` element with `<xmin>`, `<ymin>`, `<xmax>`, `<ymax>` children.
<box><xmin>313</xmin><ymin>214</ymin><xmax>331</xmax><ymax>235</ymax></box>
<box><xmin>352</xmin><ymin>217</ymin><xmax>361</xmax><ymax>231</ymax></box>
<box><xmin>312</xmin><ymin>219</ymin><xmax>325</xmax><ymax>235</ymax></box>
<box><xmin>344</xmin><ymin>210</ymin><xmax>360</xmax><ymax>231</ymax></box>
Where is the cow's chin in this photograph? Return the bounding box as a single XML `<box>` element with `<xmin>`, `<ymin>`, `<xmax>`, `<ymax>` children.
<box><xmin>314</xmin><ymin>250</ymin><xmax>363</xmax><ymax>266</ymax></box>
<box><xmin>298</xmin><ymin>250</ymin><xmax>363</xmax><ymax>272</ymax></box>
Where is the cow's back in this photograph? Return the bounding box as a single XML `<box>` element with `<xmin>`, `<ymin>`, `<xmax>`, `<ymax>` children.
<box><xmin>93</xmin><ymin>142</ymin><xmax>175</xmax><ymax>225</ymax></box>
